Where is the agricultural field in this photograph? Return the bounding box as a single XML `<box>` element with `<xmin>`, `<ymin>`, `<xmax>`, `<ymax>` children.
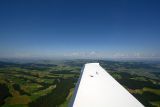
<box><xmin>0</xmin><ymin>60</ymin><xmax>160</xmax><ymax>107</ymax></box>
<box><xmin>0</xmin><ymin>61</ymin><xmax>80</xmax><ymax>107</ymax></box>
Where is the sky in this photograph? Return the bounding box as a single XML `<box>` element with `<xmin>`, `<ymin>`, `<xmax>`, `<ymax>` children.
<box><xmin>0</xmin><ymin>0</ymin><xmax>160</xmax><ymax>59</ymax></box>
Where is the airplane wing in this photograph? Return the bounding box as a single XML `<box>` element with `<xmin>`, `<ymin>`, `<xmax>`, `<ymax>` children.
<box><xmin>69</xmin><ymin>63</ymin><xmax>144</xmax><ymax>107</ymax></box>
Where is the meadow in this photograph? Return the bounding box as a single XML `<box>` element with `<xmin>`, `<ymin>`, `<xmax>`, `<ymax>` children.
<box><xmin>0</xmin><ymin>60</ymin><xmax>160</xmax><ymax>107</ymax></box>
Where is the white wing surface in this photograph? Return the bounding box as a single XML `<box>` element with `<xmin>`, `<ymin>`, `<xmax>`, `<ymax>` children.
<box><xmin>69</xmin><ymin>63</ymin><xmax>144</xmax><ymax>107</ymax></box>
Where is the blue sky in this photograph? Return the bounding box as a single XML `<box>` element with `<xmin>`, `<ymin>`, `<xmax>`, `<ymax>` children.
<box><xmin>0</xmin><ymin>0</ymin><xmax>160</xmax><ymax>59</ymax></box>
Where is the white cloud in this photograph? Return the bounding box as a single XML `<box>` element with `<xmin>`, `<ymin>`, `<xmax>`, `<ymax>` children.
<box><xmin>0</xmin><ymin>50</ymin><xmax>160</xmax><ymax>60</ymax></box>
<box><xmin>63</xmin><ymin>51</ymin><xmax>102</xmax><ymax>59</ymax></box>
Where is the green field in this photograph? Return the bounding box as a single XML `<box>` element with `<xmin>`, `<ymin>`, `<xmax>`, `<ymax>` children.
<box><xmin>0</xmin><ymin>60</ymin><xmax>160</xmax><ymax>107</ymax></box>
